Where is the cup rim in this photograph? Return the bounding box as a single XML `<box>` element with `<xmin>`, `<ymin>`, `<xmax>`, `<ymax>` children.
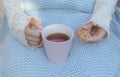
<box><xmin>41</xmin><ymin>24</ymin><xmax>74</xmax><ymax>43</ymax></box>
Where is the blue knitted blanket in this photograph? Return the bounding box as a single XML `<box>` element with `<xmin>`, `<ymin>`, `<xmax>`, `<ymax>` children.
<box><xmin>2</xmin><ymin>0</ymin><xmax>120</xmax><ymax>77</ymax></box>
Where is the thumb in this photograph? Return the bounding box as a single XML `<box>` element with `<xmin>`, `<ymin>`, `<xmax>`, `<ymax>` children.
<box><xmin>83</xmin><ymin>22</ymin><xmax>93</xmax><ymax>30</ymax></box>
<box><xmin>33</xmin><ymin>20</ymin><xmax>43</xmax><ymax>30</ymax></box>
<box><xmin>30</xmin><ymin>16</ymin><xmax>43</xmax><ymax>30</ymax></box>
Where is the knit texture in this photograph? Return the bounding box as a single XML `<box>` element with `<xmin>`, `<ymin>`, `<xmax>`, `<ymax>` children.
<box><xmin>2</xmin><ymin>0</ymin><xmax>120</xmax><ymax>77</ymax></box>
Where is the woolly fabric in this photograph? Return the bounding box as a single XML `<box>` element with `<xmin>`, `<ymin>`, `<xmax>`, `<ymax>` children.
<box><xmin>2</xmin><ymin>0</ymin><xmax>120</xmax><ymax>77</ymax></box>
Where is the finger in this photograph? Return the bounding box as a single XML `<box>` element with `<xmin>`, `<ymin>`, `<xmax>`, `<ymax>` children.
<box><xmin>86</xmin><ymin>36</ymin><xmax>100</xmax><ymax>43</ymax></box>
<box><xmin>25</xmin><ymin>36</ymin><xmax>41</xmax><ymax>43</ymax></box>
<box><xmin>28</xmin><ymin>41</ymin><xmax>40</xmax><ymax>46</ymax></box>
<box><xmin>83</xmin><ymin>22</ymin><xmax>93</xmax><ymax>30</ymax></box>
<box><xmin>29</xmin><ymin>43</ymin><xmax>43</xmax><ymax>48</ymax></box>
<box><xmin>25</xmin><ymin>27</ymin><xmax>41</xmax><ymax>39</ymax></box>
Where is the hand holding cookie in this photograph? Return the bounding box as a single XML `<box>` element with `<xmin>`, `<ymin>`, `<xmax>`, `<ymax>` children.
<box><xmin>76</xmin><ymin>22</ymin><xmax>107</xmax><ymax>43</ymax></box>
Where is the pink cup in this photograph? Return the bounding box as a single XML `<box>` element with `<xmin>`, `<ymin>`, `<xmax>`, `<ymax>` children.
<box><xmin>41</xmin><ymin>24</ymin><xmax>74</xmax><ymax>63</ymax></box>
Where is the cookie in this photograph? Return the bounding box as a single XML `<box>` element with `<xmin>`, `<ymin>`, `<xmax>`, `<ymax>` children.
<box><xmin>77</xmin><ymin>29</ymin><xmax>90</xmax><ymax>40</ymax></box>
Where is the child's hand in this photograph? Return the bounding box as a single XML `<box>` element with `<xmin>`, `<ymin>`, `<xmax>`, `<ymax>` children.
<box><xmin>24</xmin><ymin>16</ymin><xmax>43</xmax><ymax>48</ymax></box>
<box><xmin>77</xmin><ymin>22</ymin><xmax>107</xmax><ymax>43</ymax></box>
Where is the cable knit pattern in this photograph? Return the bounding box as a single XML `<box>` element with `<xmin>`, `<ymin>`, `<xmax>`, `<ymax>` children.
<box><xmin>2</xmin><ymin>0</ymin><xmax>120</xmax><ymax>77</ymax></box>
<box><xmin>4</xmin><ymin>34</ymin><xmax>120</xmax><ymax>77</ymax></box>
